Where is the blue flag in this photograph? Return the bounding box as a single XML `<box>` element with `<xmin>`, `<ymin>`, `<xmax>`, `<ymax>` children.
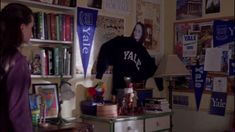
<box><xmin>209</xmin><ymin>92</ymin><xmax>227</xmax><ymax>116</ymax></box>
<box><xmin>77</xmin><ymin>7</ymin><xmax>98</xmax><ymax>78</ymax></box>
<box><xmin>213</xmin><ymin>20</ymin><xmax>234</xmax><ymax>47</ymax></box>
<box><xmin>192</xmin><ymin>65</ymin><xmax>207</xmax><ymax>111</ymax></box>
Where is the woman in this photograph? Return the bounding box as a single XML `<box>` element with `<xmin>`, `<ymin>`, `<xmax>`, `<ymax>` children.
<box><xmin>131</xmin><ymin>22</ymin><xmax>146</xmax><ymax>45</ymax></box>
<box><xmin>95</xmin><ymin>22</ymin><xmax>157</xmax><ymax>103</ymax></box>
<box><xmin>0</xmin><ymin>3</ymin><xmax>34</xmax><ymax>132</ymax></box>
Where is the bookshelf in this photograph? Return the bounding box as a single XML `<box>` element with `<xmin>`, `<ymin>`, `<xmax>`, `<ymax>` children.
<box><xmin>1</xmin><ymin>0</ymin><xmax>77</xmax><ymax>79</ymax></box>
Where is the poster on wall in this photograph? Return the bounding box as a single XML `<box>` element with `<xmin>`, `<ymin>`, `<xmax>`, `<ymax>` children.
<box><xmin>209</xmin><ymin>91</ymin><xmax>227</xmax><ymax>116</ymax></box>
<box><xmin>103</xmin><ymin>0</ymin><xmax>129</xmax><ymax>14</ymax></box>
<box><xmin>176</xmin><ymin>0</ymin><xmax>202</xmax><ymax>20</ymax></box>
<box><xmin>205</xmin><ymin>0</ymin><xmax>220</xmax><ymax>14</ymax></box>
<box><xmin>182</xmin><ymin>34</ymin><xmax>198</xmax><ymax>57</ymax></box>
<box><xmin>87</xmin><ymin>0</ymin><xmax>102</xmax><ymax>9</ymax></box>
<box><xmin>91</xmin><ymin>15</ymin><xmax>124</xmax><ymax>74</ymax></box>
<box><xmin>136</xmin><ymin>0</ymin><xmax>163</xmax><ymax>56</ymax></box>
<box><xmin>213</xmin><ymin>20</ymin><xmax>234</xmax><ymax>47</ymax></box>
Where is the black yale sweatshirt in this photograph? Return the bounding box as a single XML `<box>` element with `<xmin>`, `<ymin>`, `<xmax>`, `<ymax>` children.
<box><xmin>96</xmin><ymin>36</ymin><xmax>157</xmax><ymax>95</ymax></box>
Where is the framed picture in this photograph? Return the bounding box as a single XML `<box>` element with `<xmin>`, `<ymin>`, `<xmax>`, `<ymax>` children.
<box><xmin>32</xmin><ymin>83</ymin><xmax>59</xmax><ymax>118</ymax></box>
<box><xmin>136</xmin><ymin>0</ymin><xmax>164</xmax><ymax>59</ymax></box>
<box><xmin>87</xmin><ymin>0</ymin><xmax>102</xmax><ymax>9</ymax></box>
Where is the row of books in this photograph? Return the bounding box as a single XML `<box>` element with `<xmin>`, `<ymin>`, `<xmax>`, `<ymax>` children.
<box><xmin>144</xmin><ymin>98</ymin><xmax>171</xmax><ymax>113</ymax></box>
<box><xmin>32</xmin><ymin>12</ymin><xmax>74</xmax><ymax>41</ymax></box>
<box><xmin>30</xmin><ymin>47</ymin><xmax>72</xmax><ymax>76</ymax></box>
<box><xmin>31</xmin><ymin>0</ymin><xmax>77</xmax><ymax>7</ymax></box>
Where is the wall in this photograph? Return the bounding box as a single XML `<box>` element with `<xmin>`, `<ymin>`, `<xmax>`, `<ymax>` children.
<box><xmin>163</xmin><ymin>0</ymin><xmax>234</xmax><ymax>131</ymax></box>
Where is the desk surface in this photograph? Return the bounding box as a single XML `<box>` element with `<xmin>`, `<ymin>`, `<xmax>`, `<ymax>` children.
<box><xmin>80</xmin><ymin>112</ymin><xmax>172</xmax><ymax>122</ymax></box>
<box><xmin>34</xmin><ymin>121</ymin><xmax>93</xmax><ymax>132</ymax></box>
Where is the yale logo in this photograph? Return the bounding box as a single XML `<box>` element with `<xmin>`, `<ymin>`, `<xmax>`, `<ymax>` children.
<box><xmin>211</xmin><ymin>97</ymin><xmax>226</xmax><ymax>108</ymax></box>
<box><xmin>124</xmin><ymin>51</ymin><xmax>141</xmax><ymax>70</ymax></box>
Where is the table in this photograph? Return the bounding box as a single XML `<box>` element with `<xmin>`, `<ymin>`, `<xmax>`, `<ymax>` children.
<box><xmin>33</xmin><ymin>121</ymin><xmax>93</xmax><ymax>132</ymax></box>
<box><xmin>80</xmin><ymin>112</ymin><xmax>172</xmax><ymax>132</ymax></box>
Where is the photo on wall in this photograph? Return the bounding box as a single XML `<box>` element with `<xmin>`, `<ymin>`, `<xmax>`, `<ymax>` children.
<box><xmin>205</xmin><ymin>0</ymin><xmax>220</xmax><ymax>14</ymax></box>
<box><xmin>87</xmin><ymin>0</ymin><xmax>102</xmax><ymax>9</ymax></box>
<box><xmin>143</xmin><ymin>19</ymin><xmax>153</xmax><ymax>49</ymax></box>
<box><xmin>136</xmin><ymin>0</ymin><xmax>163</xmax><ymax>56</ymax></box>
<box><xmin>176</xmin><ymin>0</ymin><xmax>202</xmax><ymax>20</ymax></box>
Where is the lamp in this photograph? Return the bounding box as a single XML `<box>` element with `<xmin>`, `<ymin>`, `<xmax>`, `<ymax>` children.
<box><xmin>155</xmin><ymin>54</ymin><xmax>190</xmax><ymax>130</ymax></box>
<box><xmin>50</xmin><ymin>76</ymin><xmax>75</xmax><ymax>126</ymax></box>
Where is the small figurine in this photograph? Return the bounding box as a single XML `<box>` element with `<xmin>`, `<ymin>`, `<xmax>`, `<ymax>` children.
<box><xmin>39</xmin><ymin>103</ymin><xmax>48</xmax><ymax>127</ymax></box>
<box><xmin>31</xmin><ymin>54</ymin><xmax>41</xmax><ymax>75</ymax></box>
<box><xmin>87</xmin><ymin>81</ymin><xmax>106</xmax><ymax>103</ymax></box>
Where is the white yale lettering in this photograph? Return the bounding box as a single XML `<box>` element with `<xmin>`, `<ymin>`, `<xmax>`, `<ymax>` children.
<box><xmin>124</xmin><ymin>51</ymin><xmax>141</xmax><ymax>70</ymax></box>
<box><xmin>82</xmin><ymin>27</ymin><xmax>91</xmax><ymax>54</ymax></box>
<box><xmin>195</xmin><ymin>66</ymin><xmax>204</xmax><ymax>88</ymax></box>
<box><xmin>211</xmin><ymin>98</ymin><xmax>226</xmax><ymax>108</ymax></box>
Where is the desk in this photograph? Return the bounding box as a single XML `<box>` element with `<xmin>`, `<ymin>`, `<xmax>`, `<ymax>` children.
<box><xmin>33</xmin><ymin>121</ymin><xmax>93</xmax><ymax>132</ymax></box>
<box><xmin>80</xmin><ymin>112</ymin><xmax>172</xmax><ymax>132</ymax></box>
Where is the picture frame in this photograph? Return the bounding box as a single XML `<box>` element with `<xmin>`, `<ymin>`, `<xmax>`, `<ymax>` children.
<box><xmin>32</xmin><ymin>83</ymin><xmax>59</xmax><ymax>119</ymax></box>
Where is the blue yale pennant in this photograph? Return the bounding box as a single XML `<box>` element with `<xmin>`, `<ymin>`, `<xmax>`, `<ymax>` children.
<box><xmin>209</xmin><ymin>92</ymin><xmax>227</xmax><ymax>116</ymax></box>
<box><xmin>77</xmin><ymin>7</ymin><xmax>98</xmax><ymax>78</ymax></box>
<box><xmin>192</xmin><ymin>65</ymin><xmax>207</xmax><ymax>111</ymax></box>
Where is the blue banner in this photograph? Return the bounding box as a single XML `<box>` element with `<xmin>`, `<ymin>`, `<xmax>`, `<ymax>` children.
<box><xmin>229</xmin><ymin>59</ymin><xmax>235</xmax><ymax>76</ymax></box>
<box><xmin>192</xmin><ymin>65</ymin><xmax>207</xmax><ymax>111</ymax></box>
<box><xmin>213</xmin><ymin>20</ymin><xmax>235</xmax><ymax>47</ymax></box>
<box><xmin>77</xmin><ymin>7</ymin><xmax>98</xmax><ymax>78</ymax></box>
<box><xmin>209</xmin><ymin>92</ymin><xmax>227</xmax><ymax>116</ymax></box>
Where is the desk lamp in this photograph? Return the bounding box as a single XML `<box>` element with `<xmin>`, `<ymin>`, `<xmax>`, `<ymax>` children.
<box><xmin>155</xmin><ymin>54</ymin><xmax>190</xmax><ymax>130</ymax></box>
<box><xmin>52</xmin><ymin>76</ymin><xmax>75</xmax><ymax>126</ymax></box>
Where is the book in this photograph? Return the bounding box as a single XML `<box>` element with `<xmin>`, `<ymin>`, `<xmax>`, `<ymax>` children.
<box><xmin>50</xmin><ymin>13</ymin><xmax>56</xmax><ymax>40</ymax></box>
<box><xmin>40</xmin><ymin>49</ymin><xmax>47</xmax><ymax>75</ymax></box>
<box><xmin>53</xmin><ymin>47</ymin><xmax>60</xmax><ymax>75</ymax></box>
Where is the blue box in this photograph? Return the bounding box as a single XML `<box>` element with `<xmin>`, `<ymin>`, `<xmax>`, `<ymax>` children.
<box><xmin>135</xmin><ymin>89</ymin><xmax>153</xmax><ymax>106</ymax></box>
<box><xmin>80</xmin><ymin>100</ymin><xmax>97</xmax><ymax>116</ymax></box>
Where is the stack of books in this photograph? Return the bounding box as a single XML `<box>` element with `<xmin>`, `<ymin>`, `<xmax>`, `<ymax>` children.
<box><xmin>144</xmin><ymin>98</ymin><xmax>171</xmax><ymax>113</ymax></box>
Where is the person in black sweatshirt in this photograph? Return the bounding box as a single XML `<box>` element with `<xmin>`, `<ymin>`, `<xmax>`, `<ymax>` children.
<box><xmin>95</xmin><ymin>22</ymin><xmax>157</xmax><ymax>102</ymax></box>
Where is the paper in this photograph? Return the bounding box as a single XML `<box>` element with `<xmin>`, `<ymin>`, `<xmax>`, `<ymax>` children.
<box><xmin>204</xmin><ymin>48</ymin><xmax>222</xmax><ymax>71</ymax></box>
<box><xmin>182</xmin><ymin>35</ymin><xmax>198</xmax><ymax>57</ymax></box>
<box><xmin>213</xmin><ymin>77</ymin><xmax>227</xmax><ymax>92</ymax></box>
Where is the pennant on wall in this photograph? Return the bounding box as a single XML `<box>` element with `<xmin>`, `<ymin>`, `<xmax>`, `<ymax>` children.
<box><xmin>229</xmin><ymin>59</ymin><xmax>235</xmax><ymax>76</ymax></box>
<box><xmin>213</xmin><ymin>20</ymin><xmax>234</xmax><ymax>47</ymax></box>
<box><xmin>77</xmin><ymin>7</ymin><xmax>98</xmax><ymax>78</ymax></box>
<box><xmin>192</xmin><ymin>65</ymin><xmax>207</xmax><ymax>111</ymax></box>
<box><xmin>209</xmin><ymin>92</ymin><xmax>227</xmax><ymax>116</ymax></box>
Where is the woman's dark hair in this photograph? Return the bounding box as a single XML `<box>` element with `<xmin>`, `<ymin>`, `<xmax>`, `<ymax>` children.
<box><xmin>0</xmin><ymin>3</ymin><xmax>33</xmax><ymax>68</ymax></box>
<box><xmin>130</xmin><ymin>22</ymin><xmax>146</xmax><ymax>44</ymax></box>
